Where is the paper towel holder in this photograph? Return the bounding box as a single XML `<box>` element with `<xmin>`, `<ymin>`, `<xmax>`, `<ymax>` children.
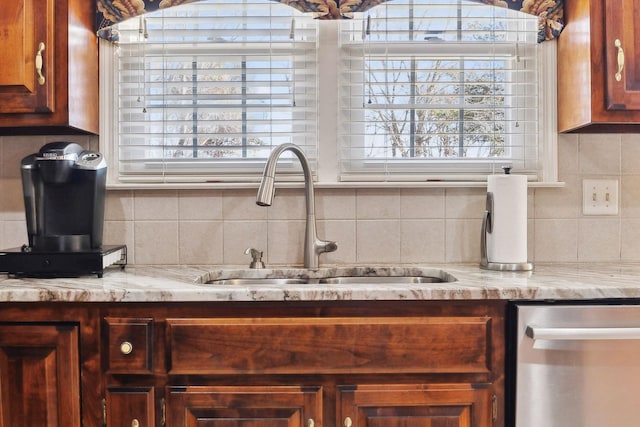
<box><xmin>480</xmin><ymin>191</ymin><xmax>534</xmax><ymax>271</ymax></box>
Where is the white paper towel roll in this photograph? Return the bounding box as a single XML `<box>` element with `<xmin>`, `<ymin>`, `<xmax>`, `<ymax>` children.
<box><xmin>486</xmin><ymin>173</ymin><xmax>528</xmax><ymax>264</ymax></box>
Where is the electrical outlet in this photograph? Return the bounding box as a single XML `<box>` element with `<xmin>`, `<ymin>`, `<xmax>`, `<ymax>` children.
<box><xmin>583</xmin><ymin>179</ymin><xmax>619</xmax><ymax>215</ymax></box>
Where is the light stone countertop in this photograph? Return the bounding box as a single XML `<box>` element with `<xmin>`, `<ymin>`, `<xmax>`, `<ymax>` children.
<box><xmin>1</xmin><ymin>263</ymin><xmax>640</xmax><ymax>302</ymax></box>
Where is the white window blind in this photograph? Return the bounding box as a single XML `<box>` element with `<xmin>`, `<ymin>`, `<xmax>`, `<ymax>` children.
<box><xmin>339</xmin><ymin>0</ymin><xmax>540</xmax><ymax>181</ymax></box>
<box><xmin>102</xmin><ymin>0</ymin><xmax>318</xmax><ymax>184</ymax></box>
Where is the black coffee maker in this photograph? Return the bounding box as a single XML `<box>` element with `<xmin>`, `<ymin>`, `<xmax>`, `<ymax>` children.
<box><xmin>0</xmin><ymin>142</ymin><xmax>126</xmax><ymax>277</ymax></box>
<box><xmin>21</xmin><ymin>142</ymin><xmax>106</xmax><ymax>252</ymax></box>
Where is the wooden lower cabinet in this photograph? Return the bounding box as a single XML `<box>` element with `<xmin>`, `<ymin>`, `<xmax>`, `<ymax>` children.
<box><xmin>105</xmin><ymin>387</ymin><xmax>155</xmax><ymax>427</ymax></box>
<box><xmin>165</xmin><ymin>382</ymin><xmax>492</xmax><ymax>427</ymax></box>
<box><xmin>0</xmin><ymin>323</ymin><xmax>81</xmax><ymax>427</ymax></box>
<box><xmin>103</xmin><ymin>301</ymin><xmax>505</xmax><ymax>427</ymax></box>
<box><xmin>339</xmin><ymin>384</ymin><xmax>492</xmax><ymax>427</ymax></box>
<box><xmin>166</xmin><ymin>386</ymin><xmax>322</xmax><ymax>427</ymax></box>
<box><xmin>0</xmin><ymin>300</ymin><xmax>506</xmax><ymax>427</ymax></box>
<box><xmin>0</xmin><ymin>305</ymin><xmax>100</xmax><ymax>427</ymax></box>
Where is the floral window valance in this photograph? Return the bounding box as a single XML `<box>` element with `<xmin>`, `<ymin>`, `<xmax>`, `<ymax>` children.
<box><xmin>96</xmin><ymin>0</ymin><xmax>564</xmax><ymax>42</ymax></box>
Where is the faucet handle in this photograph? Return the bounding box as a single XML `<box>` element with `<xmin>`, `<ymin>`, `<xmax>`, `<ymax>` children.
<box><xmin>317</xmin><ymin>240</ymin><xmax>338</xmax><ymax>255</ymax></box>
<box><xmin>244</xmin><ymin>247</ymin><xmax>266</xmax><ymax>269</ymax></box>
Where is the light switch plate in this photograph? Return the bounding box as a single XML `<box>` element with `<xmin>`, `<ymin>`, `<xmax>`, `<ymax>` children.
<box><xmin>582</xmin><ymin>179</ymin><xmax>619</xmax><ymax>215</ymax></box>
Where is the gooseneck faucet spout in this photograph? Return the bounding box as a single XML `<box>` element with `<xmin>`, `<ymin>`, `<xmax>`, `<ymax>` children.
<box><xmin>256</xmin><ymin>143</ymin><xmax>337</xmax><ymax>270</ymax></box>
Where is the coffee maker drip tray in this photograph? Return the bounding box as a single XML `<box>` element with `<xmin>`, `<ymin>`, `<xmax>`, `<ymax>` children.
<box><xmin>0</xmin><ymin>245</ymin><xmax>127</xmax><ymax>278</ymax></box>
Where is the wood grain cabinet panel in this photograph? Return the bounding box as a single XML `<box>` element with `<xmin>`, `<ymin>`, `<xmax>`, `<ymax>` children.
<box><xmin>166</xmin><ymin>316</ymin><xmax>492</xmax><ymax>375</ymax></box>
<box><xmin>0</xmin><ymin>0</ymin><xmax>98</xmax><ymax>133</ymax></box>
<box><xmin>0</xmin><ymin>0</ymin><xmax>55</xmax><ymax>114</ymax></box>
<box><xmin>604</xmin><ymin>0</ymin><xmax>640</xmax><ymax>110</ymax></box>
<box><xmin>0</xmin><ymin>323</ymin><xmax>81</xmax><ymax>427</ymax></box>
<box><xmin>104</xmin><ymin>317</ymin><xmax>153</xmax><ymax>374</ymax></box>
<box><xmin>166</xmin><ymin>386</ymin><xmax>322</xmax><ymax>427</ymax></box>
<box><xmin>101</xmin><ymin>301</ymin><xmax>506</xmax><ymax>427</ymax></box>
<box><xmin>339</xmin><ymin>384</ymin><xmax>492</xmax><ymax>427</ymax></box>
<box><xmin>558</xmin><ymin>0</ymin><xmax>640</xmax><ymax>132</ymax></box>
<box><xmin>105</xmin><ymin>387</ymin><xmax>155</xmax><ymax>427</ymax></box>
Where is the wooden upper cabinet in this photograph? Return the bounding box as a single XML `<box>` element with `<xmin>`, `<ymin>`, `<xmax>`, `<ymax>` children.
<box><xmin>558</xmin><ymin>0</ymin><xmax>640</xmax><ymax>132</ymax></box>
<box><xmin>0</xmin><ymin>0</ymin><xmax>98</xmax><ymax>134</ymax></box>
<box><xmin>604</xmin><ymin>0</ymin><xmax>640</xmax><ymax>110</ymax></box>
<box><xmin>0</xmin><ymin>0</ymin><xmax>55</xmax><ymax>114</ymax></box>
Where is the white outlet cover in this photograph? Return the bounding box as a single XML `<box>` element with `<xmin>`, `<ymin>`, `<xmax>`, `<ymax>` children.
<box><xmin>582</xmin><ymin>179</ymin><xmax>619</xmax><ymax>215</ymax></box>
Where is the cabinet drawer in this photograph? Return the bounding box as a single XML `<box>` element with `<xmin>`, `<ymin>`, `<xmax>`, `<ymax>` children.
<box><xmin>105</xmin><ymin>317</ymin><xmax>153</xmax><ymax>374</ymax></box>
<box><xmin>167</xmin><ymin>316</ymin><xmax>492</xmax><ymax>375</ymax></box>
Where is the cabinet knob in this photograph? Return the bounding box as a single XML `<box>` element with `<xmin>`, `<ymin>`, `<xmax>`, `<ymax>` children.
<box><xmin>344</xmin><ymin>416</ymin><xmax>353</xmax><ymax>427</ymax></box>
<box><xmin>131</xmin><ymin>419</ymin><xmax>139</xmax><ymax>427</ymax></box>
<box><xmin>307</xmin><ymin>418</ymin><xmax>315</xmax><ymax>427</ymax></box>
<box><xmin>120</xmin><ymin>341</ymin><xmax>133</xmax><ymax>355</ymax></box>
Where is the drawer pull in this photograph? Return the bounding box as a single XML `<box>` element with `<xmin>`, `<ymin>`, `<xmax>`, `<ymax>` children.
<box><xmin>344</xmin><ymin>416</ymin><xmax>353</xmax><ymax>427</ymax></box>
<box><xmin>615</xmin><ymin>39</ymin><xmax>625</xmax><ymax>82</ymax></box>
<box><xmin>35</xmin><ymin>42</ymin><xmax>45</xmax><ymax>85</ymax></box>
<box><xmin>131</xmin><ymin>419</ymin><xmax>140</xmax><ymax>427</ymax></box>
<box><xmin>120</xmin><ymin>341</ymin><xmax>133</xmax><ymax>355</ymax></box>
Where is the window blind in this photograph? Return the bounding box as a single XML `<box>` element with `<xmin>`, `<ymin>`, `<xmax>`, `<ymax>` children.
<box><xmin>338</xmin><ymin>0</ymin><xmax>540</xmax><ymax>181</ymax></box>
<box><xmin>106</xmin><ymin>0</ymin><xmax>318</xmax><ymax>184</ymax></box>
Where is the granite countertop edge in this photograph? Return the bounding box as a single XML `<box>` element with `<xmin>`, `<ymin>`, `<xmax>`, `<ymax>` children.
<box><xmin>2</xmin><ymin>262</ymin><xmax>640</xmax><ymax>303</ymax></box>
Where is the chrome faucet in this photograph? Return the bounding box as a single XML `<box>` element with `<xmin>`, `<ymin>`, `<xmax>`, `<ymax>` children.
<box><xmin>256</xmin><ymin>143</ymin><xmax>337</xmax><ymax>269</ymax></box>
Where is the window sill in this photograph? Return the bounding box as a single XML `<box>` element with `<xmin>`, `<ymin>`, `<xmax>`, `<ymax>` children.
<box><xmin>106</xmin><ymin>180</ymin><xmax>565</xmax><ymax>191</ymax></box>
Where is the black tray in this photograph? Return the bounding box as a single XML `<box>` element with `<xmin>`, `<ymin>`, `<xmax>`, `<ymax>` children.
<box><xmin>0</xmin><ymin>245</ymin><xmax>127</xmax><ymax>278</ymax></box>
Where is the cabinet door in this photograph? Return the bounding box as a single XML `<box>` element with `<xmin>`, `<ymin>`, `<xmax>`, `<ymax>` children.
<box><xmin>0</xmin><ymin>324</ymin><xmax>81</xmax><ymax>427</ymax></box>
<box><xmin>339</xmin><ymin>384</ymin><xmax>492</xmax><ymax>427</ymax></box>
<box><xmin>0</xmin><ymin>0</ymin><xmax>55</xmax><ymax>114</ymax></box>
<box><xmin>605</xmin><ymin>0</ymin><xmax>640</xmax><ymax>110</ymax></box>
<box><xmin>105</xmin><ymin>387</ymin><xmax>155</xmax><ymax>427</ymax></box>
<box><xmin>166</xmin><ymin>385</ymin><xmax>322</xmax><ymax>427</ymax></box>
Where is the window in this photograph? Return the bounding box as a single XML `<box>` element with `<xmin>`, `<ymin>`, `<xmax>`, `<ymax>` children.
<box><xmin>338</xmin><ymin>0</ymin><xmax>544</xmax><ymax>181</ymax></box>
<box><xmin>100</xmin><ymin>0</ymin><xmax>555</xmax><ymax>187</ymax></box>
<box><xmin>100</xmin><ymin>0</ymin><xmax>319</xmax><ymax>185</ymax></box>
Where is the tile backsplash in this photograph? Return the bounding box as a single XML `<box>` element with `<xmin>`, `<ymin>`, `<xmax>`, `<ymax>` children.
<box><xmin>2</xmin><ymin>133</ymin><xmax>640</xmax><ymax>266</ymax></box>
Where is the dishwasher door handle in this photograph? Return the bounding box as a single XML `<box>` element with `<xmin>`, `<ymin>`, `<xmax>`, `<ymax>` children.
<box><xmin>526</xmin><ymin>325</ymin><xmax>640</xmax><ymax>341</ymax></box>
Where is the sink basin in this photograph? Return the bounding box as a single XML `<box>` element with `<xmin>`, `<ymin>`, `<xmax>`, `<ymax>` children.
<box><xmin>206</xmin><ymin>278</ymin><xmax>310</xmax><ymax>285</ymax></box>
<box><xmin>200</xmin><ymin>267</ymin><xmax>456</xmax><ymax>286</ymax></box>
<box><xmin>319</xmin><ymin>276</ymin><xmax>446</xmax><ymax>284</ymax></box>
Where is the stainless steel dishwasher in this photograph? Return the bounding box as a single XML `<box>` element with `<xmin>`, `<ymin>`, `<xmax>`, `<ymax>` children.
<box><xmin>508</xmin><ymin>301</ymin><xmax>640</xmax><ymax>427</ymax></box>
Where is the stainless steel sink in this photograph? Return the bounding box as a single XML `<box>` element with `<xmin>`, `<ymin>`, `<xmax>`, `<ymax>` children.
<box><xmin>201</xmin><ymin>267</ymin><xmax>456</xmax><ymax>286</ymax></box>
<box><xmin>318</xmin><ymin>276</ymin><xmax>446</xmax><ymax>284</ymax></box>
<box><xmin>206</xmin><ymin>278</ymin><xmax>310</xmax><ymax>285</ymax></box>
